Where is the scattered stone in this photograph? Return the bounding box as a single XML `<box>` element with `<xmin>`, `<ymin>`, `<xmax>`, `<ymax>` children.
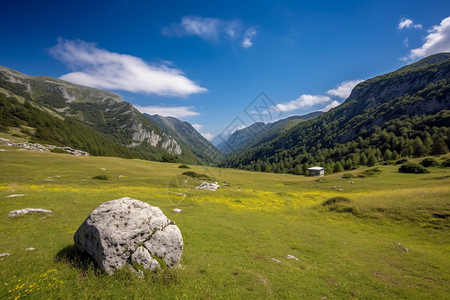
<box><xmin>6</xmin><ymin>194</ymin><xmax>27</xmax><ymax>198</ymax></box>
<box><xmin>172</xmin><ymin>208</ymin><xmax>182</xmax><ymax>213</ymax></box>
<box><xmin>0</xmin><ymin>253</ymin><xmax>10</xmax><ymax>257</ymax></box>
<box><xmin>196</xmin><ymin>182</ymin><xmax>220</xmax><ymax>191</ymax></box>
<box><xmin>0</xmin><ymin>149</ymin><xmax>5</xmax><ymax>151</ymax></box>
<box><xmin>118</xmin><ymin>175</ymin><xmax>124</xmax><ymax>178</ymax></box>
<box><xmin>349</xmin><ymin>181</ymin><xmax>355</xmax><ymax>184</ymax></box>
<box><xmin>176</xmin><ymin>193</ymin><xmax>186</xmax><ymax>197</ymax></box>
<box><xmin>100</xmin><ymin>168</ymin><xmax>106</xmax><ymax>171</ymax></box>
<box><xmin>182</xmin><ymin>180</ymin><xmax>188</xmax><ymax>183</ymax></box>
<box><xmin>74</xmin><ymin>197</ymin><xmax>183</xmax><ymax>275</ymax></box>
<box><xmin>8</xmin><ymin>208</ymin><xmax>52</xmax><ymax>217</ymax></box>
<box><xmin>287</xmin><ymin>255</ymin><xmax>299</xmax><ymax>260</ymax></box>
<box><xmin>338</xmin><ymin>189</ymin><xmax>344</xmax><ymax>192</ymax></box>
<box><xmin>0</xmin><ymin>137</ymin><xmax>89</xmax><ymax>155</ymax></box>
<box><xmin>396</xmin><ymin>242</ymin><xmax>409</xmax><ymax>252</ymax></box>
<box><xmin>271</xmin><ymin>258</ymin><xmax>281</xmax><ymax>263</ymax></box>
<box><xmin>222</xmin><ymin>182</ymin><xmax>231</xmax><ymax>187</ymax></box>
<box><xmin>26</xmin><ymin>248</ymin><xmax>35</xmax><ymax>251</ymax></box>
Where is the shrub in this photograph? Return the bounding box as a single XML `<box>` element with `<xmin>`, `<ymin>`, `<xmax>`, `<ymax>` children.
<box><xmin>92</xmin><ymin>175</ymin><xmax>108</xmax><ymax>180</ymax></box>
<box><xmin>441</xmin><ymin>159</ymin><xmax>450</xmax><ymax>167</ymax></box>
<box><xmin>395</xmin><ymin>159</ymin><xmax>408</xmax><ymax>165</ymax></box>
<box><xmin>398</xmin><ymin>163</ymin><xmax>429</xmax><ymax>174</ymax></box>
<box><xmin>363</xmin><ymin>167</ymin><xmax>382</xmax><ymax>175</ymax></box>
<box><xmin>322</xmin><ymin>197</ymin><xmax>350</xmax><ymax>206</ymax></box>
<box><xmin>178</xmin><ymin>164</ymin><xmax>190</xmax><ymax>169</ymax></box>
<box><xmin>420</xmin><ymin>158</ymin><xmax>440</xmax><ymax>167</ymax></box>
<box><xmin>182</xmin><ymin>171</ymin><xmax>212</xmax><ymax>181</ymax></box>
<box><xmin>342</xmin><ymin>173</ymin><xmax>355</xmax><ymax>179</ymax></box>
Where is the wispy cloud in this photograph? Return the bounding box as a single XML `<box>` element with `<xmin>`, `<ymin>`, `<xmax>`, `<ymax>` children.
<box><xmin>192</xmin><ymin>124</ymin><xmax>214</xmax><ymax>140</ymax></box>
<box><xmin>49</xmin><ymin>38</ymin><xmax>207</xmax><ymax>96</ymax></box>
<box><xmin>327</xmin><ymin>79</ymin><xmax>363</xmax><ymax>99</ymax></box>
<box><xmin>134</xmin><ymin>105</ymin><xmax>199</xmax><ymax>118</ymax></box>
<box><xmin>406</xmin><ymin>16</ymin><xmax>450</xmax><ymax>60</ymax></box>
<box><xmin>320</xmin><ymin>100</ymin><xmax>341</xmax><ymax>112</ymax></box>
<box><xmin>242</xmin><ymin>27</ymin><xmax>257</xmax><ymax>49</ymax></box>
<box><xmin>162</xmin><ymin>16</ymin><xmax>257</xmax><ymax>49</ymax></box>
<box><xmin>398</xmin><ymin>17</ymin><xmax>422</xmax><ymax>30</ymax></box>
<box><xmin>275</xmin><ymin>95</ymin><xmax>331</xmax><ymax>112</ymax></box>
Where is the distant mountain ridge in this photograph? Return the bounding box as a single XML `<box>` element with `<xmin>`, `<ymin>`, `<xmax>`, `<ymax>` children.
<box><xmin>216</xmin><ymin>111</ymin><xmax>322</xmax><ymax>155</ymax></box>
<box><xmin>144</xmin><ymin>114</ymin><xmax>222</xmax><ymax>164</ymax></box>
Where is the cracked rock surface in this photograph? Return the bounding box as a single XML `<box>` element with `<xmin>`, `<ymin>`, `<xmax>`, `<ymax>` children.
<box><xmin>74</xmin><ymin>197</ymin><xmax>183</xmax><ymax>275</ymax></box>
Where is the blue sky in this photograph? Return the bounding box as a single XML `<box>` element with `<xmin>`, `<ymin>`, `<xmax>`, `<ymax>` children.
<box><xmin>2</xmin><ymin>0</ymin><xmax>450</xmax><ymax>139</ymax></box>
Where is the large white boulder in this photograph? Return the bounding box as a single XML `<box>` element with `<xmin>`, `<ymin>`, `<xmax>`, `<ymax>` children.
<box><xmin>74</xmin><ymin>197</ymin><xmax>183</xmax><ymax>275</ymax></box>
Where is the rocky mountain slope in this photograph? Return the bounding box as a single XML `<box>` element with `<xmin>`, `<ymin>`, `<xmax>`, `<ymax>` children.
<box><xmin>222</xmin><ymin>53</ymin><xmax>450</xmax><ymax>173</ymax></box>
<box><xmin>144</xmin><ymin>114</ymin><xmax>222</xmax><ymax>164</ymax></box>
<box><xmin>0</xmin><ymin>66</ymin><xmax>201</xmax><ymax>163</ymax></box>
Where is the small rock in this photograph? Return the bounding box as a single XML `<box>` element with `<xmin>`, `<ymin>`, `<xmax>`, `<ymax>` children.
<box><xmin>338</xmin><ymin>189</ymin><xmax>344</xmax><ymax>192</ymax></box>
<box><xmin>349</xmin><ymin>181</ymin><xmax>355</xmax><ymax>184</ymax></box>
<box><xmin>100</xmin><ymin>168</ymin><xmax>106</xmax><ymax>171</ymax></box>
<box><xmin>271</xmin><ymin>258</ymin><xmax>281</xmax><ymax>263</ymax></box>
<box><xmin>8</xmin><ymin>208</ymin><xmax>52</xmax><ymax>217</ymax></box>
<box><xmin>396</xmin><ymin>242</ymin><xmax>409</xmax><ymax>252</ymax></box>
<box><xmin>6</xmin><ymin>194</ymin><xmax>27</xmax><ymax>198</ymax></box>
<box><xmin>0</xmin><ymin>149</ymin><xmax>5</xmax><ymax>151</ymax></box>
<box><xmin>26</xmin><ymin>248</ymin><xmax>35</xmax><ymax>251</ymax></box>
<box><xmin>0</xmin><ymin>253</ymin><xmax>10</xmax><ymax>257</ymax></box>
<box><xmin>118</xmin><ymin>175</ymin><xmax>124</xmax><ymax>178</ymax></box>
<box><xmin>196</xmin><ymin>182</ymin><xmax>220</xmax><ymax>191</ymax></box>
<box><xmin>172</xmin><ymin>208</ymin><xmax>182</xmax><ymax>213</ymax></box>
<box><xmin>287</xmin><ymin>255</ymin><xmax>299</xmax><ymax>260</ymax></box>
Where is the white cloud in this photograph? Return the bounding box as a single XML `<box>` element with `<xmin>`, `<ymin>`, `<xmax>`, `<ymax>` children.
<box><xmin>134</xmin><ymin>105</ymin><xmax>199</xmax><ymax>118</ymax></box>
<box><xmin>407</xmin><ymin>16</ymin><xmax>450</xmax><ymax>60</ymax></box>
<box><xmin>191</xmin><ymin>123</ymin><xmax>214</xmax><ymax>140</ymax></box>
<box><xmin>275</xmin><ymin>94</ymin><xmax>331</xmax><ymax>112</ymax></box>
<box><xmin>242</xmin><ymin>27</ymin><xmax>257</xmax><ymax>49</ymax></box>
<box><xmin>398</xmin><ymin>17</ymin><xmax>422</xmax><ymax>30</ymax></box>
<box><xmin>320</xmin><ymin>100</ymin><xmax>341</xmax><ymax>112</ymax></box>
<box><xmin>327</xmin><ymin>79</ymin><xmax>363</xmax><ymax>99</ymax></box>
<box><xmin>163</xmin><ymin>16</ymin><xmax>256</xmax><ymax>48</ymax></box>
<box><xmin>49</xmin><ymin>38</ymin><xmax>206</xmax><ymax>96</ymax></box>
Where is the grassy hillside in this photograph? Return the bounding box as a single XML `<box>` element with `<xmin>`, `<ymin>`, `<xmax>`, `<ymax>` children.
<box><xmin>0</xmin><ymin>145</ymin><xmax>449</xmax><ymax>299</ymax></box>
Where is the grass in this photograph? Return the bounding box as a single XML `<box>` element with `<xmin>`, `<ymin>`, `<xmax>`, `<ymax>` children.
<box><xmin>0</xmin><ymin>144</ymin><xmax>449</xmax><ymax>299</ymax></box>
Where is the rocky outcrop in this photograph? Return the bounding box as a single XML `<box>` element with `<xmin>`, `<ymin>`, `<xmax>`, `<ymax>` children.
<box><xmin>196</xmin><ymin>182</ymin><xmax>220</xmax><ymax>191</ymax></box>
<box><xmin>74</xmin><ymin>197</ymin><xmax>183</xmax><ymax>275</ymax></box>
<box><xmin>8</xmin><ymin>208</ymin><xmax>52</xmax><ymax>217</ymax></box>
<box><xmin>0</xmin><ymin>137</ymin><xmax>89</xmax><ymax>156</ymax></box>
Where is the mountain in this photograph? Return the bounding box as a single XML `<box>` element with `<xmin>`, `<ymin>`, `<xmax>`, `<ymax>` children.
<box><xmin>222</xmin><ymin>53</ymin><xmax>450</xmax><ymax>174</ymax></box>
<box><xmin>144</xmin><ymin>114</ymin><xmax>222</xmax><ymax>164</ymax></box>
<box><xmin>0</xmin><ymin>66</ymin><xmax>201</xmax><ymax>163</ymax></box>
<box><xmin>216</xmin><ymin>111</ymin><xmax>322</xmax><ymax>155</ymax></box>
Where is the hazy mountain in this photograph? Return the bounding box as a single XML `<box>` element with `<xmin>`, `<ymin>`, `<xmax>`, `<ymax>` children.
<box><xmin>0</xmin><ymin>66</ymin><xmax>202</xmax><ymax>163</ymax></box>
<box><xmin>222</xmin><ymin>53</ymin><xmax>450</xmax><ymax>173</ymax></box>
<box><xmin>144</xmin><ymin>114</ymin><xmax>222</xmax><ymax>164</ymax></box>
<box><xmin>217</xmin><ymin>111</ymin><xmax>322</xmax><ymax>155</ymax></box>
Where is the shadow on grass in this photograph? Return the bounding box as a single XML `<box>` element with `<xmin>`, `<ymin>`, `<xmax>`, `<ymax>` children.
<box><xmin>55</xmin><ymin>245</ymin><xmax>103</xmax><ymax>275</ymax></box>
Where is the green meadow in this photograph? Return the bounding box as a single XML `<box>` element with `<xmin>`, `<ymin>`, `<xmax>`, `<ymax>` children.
<box><xmin>0</xmin><ymin>145</ymin><xmax>449</xmax><ymax>299</ymax></box>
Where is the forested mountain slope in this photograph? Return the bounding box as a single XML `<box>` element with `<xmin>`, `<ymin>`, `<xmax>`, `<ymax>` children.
<box><xmin>222</xmin><ymin>53</ymin><xmax>450</xmax><ymax>174</ymax></box>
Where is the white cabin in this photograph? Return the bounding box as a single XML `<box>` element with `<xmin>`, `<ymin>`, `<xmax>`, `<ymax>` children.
<box><xmin>308</xmin><ymin>166</ymin><xmax>324</xmax><ymax>176</ymax></box>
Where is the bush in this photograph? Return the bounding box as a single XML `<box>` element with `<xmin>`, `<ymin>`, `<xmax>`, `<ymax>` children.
<box><xmin>322</xmin><ymin>197</ymin><xmax>350</xmax><ymax>206</ymax></box>
<box><xmin>364</xmin><ymin>167</ymin><xmax>383</xmax><ymax>176</ymax></box>
<box><xmin>92</xmin><ymin>175</ymin><xmax>108</xmax><ymax>180</ymax></box>
<box><xmin>441</xmin><ymin>159</ymin><xmax>450</xmax><ymax>167</ymax></box>
<box><xmin>420</xmin><ymin>158</ymin><xmax>440</xmax><ymax>167</ymax></box>
<box><xmin>342</xmin><ymin>173</ymin><xmax>355</xmax><ymax>179</ymax></box>
<box><xmin>182</xmin><ymin>171</ymin><xmax>212</xmax><ymax>181</ymax></box>
<box><xmin>395</xmin><ymin>158</ymin><xmax>408</xmax><ymax>165</ymax></box>
<box><xmin>399</xmin><ymin>163</ymin><xmax>429</xmax><ymax>174</ymax></box>
<box><xmin>178</xmin><ymin>164</ymin><xmax>190</xmax><ymax>169</ymax></box>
